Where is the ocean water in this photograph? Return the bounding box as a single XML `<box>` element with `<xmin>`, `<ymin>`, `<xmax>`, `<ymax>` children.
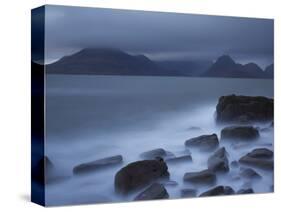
<box><xmin>45</xmin><ymin>75</ymin><xmax>274</xmax><ymax>206</ymax></box>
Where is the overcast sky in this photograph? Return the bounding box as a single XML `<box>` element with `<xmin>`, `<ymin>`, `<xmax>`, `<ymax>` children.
<box><xmin>34</xmin><ymin>5</ymin><xmax>273</xmax><ymax>68</ymax></box>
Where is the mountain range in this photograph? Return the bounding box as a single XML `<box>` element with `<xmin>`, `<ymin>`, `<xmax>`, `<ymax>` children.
<box><xmin>45</xmin><ymin>48</ymin><xmax>273</xmax><ymax>79</ymax></box>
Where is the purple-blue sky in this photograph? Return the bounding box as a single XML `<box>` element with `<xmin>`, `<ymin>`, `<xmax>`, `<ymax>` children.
<box><xmin>33</xmin><ymin>5</ymin><xmax>274</xmax><ymax>68</ymax></box>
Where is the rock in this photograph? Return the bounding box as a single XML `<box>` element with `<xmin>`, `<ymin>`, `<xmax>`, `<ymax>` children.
<box><xmin>134</xmin><ymin>183</ymin><xmax>169</xmax><ymax>200</ymax></box>
<box><xmin>185</xmin><ymin>134</ymin><xmax>219</xmax><ymax>151</ymax></box>
<box><xmin>73</xmin><ymin>155</ymin><xmax>123</xmax><ymax>175</ymax></box>
<box><xmin>115</xmin><ymin>158</ymin><xmax>169</xmax><ymax>194</ymax></box>
<box><xmin>199</xmin><ymin>186</ymin><xmax>235</xmax><ymax>197</ymax></box>
<box><xmin>221</xmin><ymin>126</ymin><xmax>259</xmax><ymax>141</ymax></box>
<box><xmin>183</xmin><ymin>169</ymin><xmax>216</xmax><ymax>184</ymax></box>
<box><xmin>231</xmin><ymin>160</ymin><xmax>239</xmax><ymax>168</ymax></box>
<box><xmin>239</xmin><ymin>168</ymin><xmax>261</xmax><ymax>179</ymax></box>
<box><xmin>32</xmin><ymin>156</ymin><xmax>54</xmax><ymax>185</ymax></box>
<box><xmin>207</xmin><ymin>147</ymin><xmax>229</xmax><ymax>172</ymax></box>
<box><xmin>237</xmin><ymin>188</ymin><xmax>254</xmax><ymax>194</ymax></box>
<box><xmin>247</xmin><ymin>148</ymin><xmax>273</xmax><ymax>158</ymax></box>
<box><xmin>181</xmin><ymin>188</ymin><xmax>197</xmax><ymax>198</ymax></box>
<box><xmin>239</xmin><ymin>148</ymin><xmax>273</xmax><ymax>169</ymax></box>
<box><xmin>166</xmin><ymin>155</ymin><xmax>192</xmax><ymax>163</ymax></box>
<box><xmin>140</xmin><ymin>148</ymin><xmax>174</xmax><ymax>160</ymax></box>
<box><xmin>216</xmin><ymin>95</ymin><xmax>273</xmax><ymax>123</ymax></box>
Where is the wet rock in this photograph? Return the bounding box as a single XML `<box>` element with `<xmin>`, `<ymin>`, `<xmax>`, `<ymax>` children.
<box><xmin>216</xmin><ymin>95</ymin><xmax>273</xmax><ymax>123</ymax></box>
<box><xmin>185</xmin><ymin>134</ymin><xmax>219</xmax><ymax>151</ymax></box>
<box><xmin>134</xmin><ymin>183</ymin><xmax>169</xmax><ymax>200</ymax></box>
<box><xmin>183</xmin><ymin>169</ymin><xmax>216</xmax><ymax>184</ymax></box>
<box><xmin>181</xmin><ymin>188</ymin><xmax>197</xmax><ymax>198</ymax></box>
<box><xmin>237</xmin><ymin>188</ymin><xmax>254</xmax><ymax>194</ymax></box>
<box><xmin>73</xmin><ymin>155</ymin><xmax>123</xmax><ymax>175</ymax></box>
<box><xmin>199</xmin><ymin>186</ymin><xmax>235</xmax><ymax>197</ymax></box>
<box><xmin>231</xmin><ymin>160</ymin><xmax>239</xmax><ymax>168</ymax></box>
<box><xmin>140</xmin><ymin>148</ymin><xmax>174</xmax><ymax>160</ymax></box>
<box><xmin>166</xmin><ymin>154</ymin><xmax>192</xmax><ymax>164</ymax></box>
<box><xmin>115</xmin><ymin>158</ymin><xmax>169</xmax><ymax>194</ymax></box>
<box><xmin>239</xmin><ymin>148</ymin><xmax>273</xmax><ymax>169</ymax></box>
<box><xmin>221</xmin><ymin>126</ymin><xmax>259</xmax><ymax>141</ymax></box>
<box><xmin>208</xmin><ymin>147</ymin><xmax>229</xmax><ymax>172</ymax></box>
<box><xmin>32</xmin><ymin>156</ymin><xmax>54</xmax><ymax>185</ymax></box>
<box><xmin>239</xmin><ymin>168</ymin><xmax>261</xmax><ymax>179</ymax></box>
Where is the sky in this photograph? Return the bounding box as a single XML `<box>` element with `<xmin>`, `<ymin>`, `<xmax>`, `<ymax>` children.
<box><xmin>33</xmin><ymin>5</ymin><xmax>274</xmax><ymax>68</ymax></box>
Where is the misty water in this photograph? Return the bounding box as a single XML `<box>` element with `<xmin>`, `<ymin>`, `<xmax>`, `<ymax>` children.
<box><xmin>45</xmin><ymin>75</ymin><xmax>273</xmax><ymax>206</ymax></box>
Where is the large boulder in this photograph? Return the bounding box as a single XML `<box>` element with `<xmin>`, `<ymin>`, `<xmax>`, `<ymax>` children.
<box><xmin>115</xmin><ymin>158</ymin><xmax>169</xmax><ymax>194</ymax></box>
<box><xmin>134</xmin><ymin>183</ymin><xmax>169</xmax><ymax>200</ymax></box>
<box><xmin>216</xmin><ymin>95</ymin><xmax>273</xmax><ymax>123</ymax></box>
<box><xmin>199</xmin><ymin>185</ymin><xmax>235</xmax><ymax>197</ymax></box>
<box><xmin>207</xmin><ymin>147</ymin><xmax>229</xmax><ymax>172</ymax></box>
<box><xmin>140</xmin><ymin>148</ymin><xmax>174</xmax><ymax>160</ymax></box>
<box><xmin>239</xmin><ymin>148</ymin><xmax>273</xmax><ymax>169</ymax></box>
<box><xmin>73</xmin><ymin>155</ymin><xmax>123</xmax><ymax>175</ymax></box>
<box><xmin>183</xmin><ymin>169</ymin><xmax>216</xmax><ymax>184</ymax></box>
<box><xmin>221</xmin><ymin>126</ymin><xmax>259</xmax><ymax>141</ymax></box>
<box><xmin>185</xmin><ymin>134</ymin><xmax>219</xmax><ymax>151</ymax></box>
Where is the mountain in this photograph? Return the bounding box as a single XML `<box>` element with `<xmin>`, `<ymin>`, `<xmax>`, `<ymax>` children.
<box><xmin>203</xmin><ymin>55</ymin><xmax>273</xmax><ymax>79</ymax></box>
<box><xmin>264</xmin><ymin>64</ymin><xmax>274</xmax><ymax>79</ymax></box>
<box><xmin>157</xmin><ymin>60</ymin><xmax>212</xmax><ymax>76</ymax></box>
<box><xmin>47</xmin><ymin>48</ymin><xmax>176</xmax><ymax>76</ymax></box>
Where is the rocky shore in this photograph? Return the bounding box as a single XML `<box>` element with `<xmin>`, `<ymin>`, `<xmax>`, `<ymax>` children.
<box><xmin>38</xmin><ymin>94</ymin><xmax>274</xmax><ymax>202</ymax></box>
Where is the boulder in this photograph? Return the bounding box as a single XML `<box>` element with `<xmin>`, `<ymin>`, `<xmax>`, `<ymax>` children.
<box><xmin>239</xmin><ymin>148</ymin><xmax>273</xmax><ymax>169</ymax></box>
<box><xmin>73</xmin><ymin>155</ymin><xmax>123</xmax><ymax>175</ymax></box>
<box><xmin>239</xmin><ymin>168</ymin><xmax>261</xmax><ymax>179</ymax></box>
<box><xmin>166</xmin><ymin>155</ymin><xmax>192</xmax><ymax>164</ymax></box>
<box><xmin>199</xmin><ymin>186</ymin><xmax>235</xmax><ymax>197</ymax></box>
<box><xmin>207</xmin><ymin>147</ymin><xmax>229</xmax><ymax>172</ymax></box>
<box><xmin>185</xmin><ymin>134</ymin><xmax>219</xmax><ymax>151</ymax></box>
<box><xmin>181</xmin><ymin>188</ymin><xmax>197</xmax><ymax>198</ymax></box>
<box><xmin>115</xmin><ymin>158</ymin><xmax>169</xmax><ymax>194</ymax></box>
<box><xmin>216</xmin><ymin>95</ymin><xmax>273</xmax><ymax>123</ymax></box>
<box><xmin>140</xmin><ymin>148</ymin><xmax>174</xmax><ymax>160</ymax></box>
<box><xmin>183</xmin><ymin>169</ymin><xmax>216</xmax><ymax>184</ymax></box>
<box><xmin>221</xmin><ymin>126</ymin><xmax>259</xmax><ymax>141</ymax></box>
<box><xmin>134</xmin><ymin>183</ymin><xmax>169</xmax><ymax>200</ymax></box>
<box><xmin>237</xmin><ymin>188</ymin><xmax>254</xmax><ymax>194</ymax></box>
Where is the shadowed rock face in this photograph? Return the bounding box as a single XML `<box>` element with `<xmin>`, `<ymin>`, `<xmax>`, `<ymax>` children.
<box><xmin>221</xmin><ymin>126</ymin><xmax>259</xmax><ymax>141</ymax></box>
<box><xmin>199</xmin><ymin>185</ymin><xmax>235</xmax><ymax>197</ymax></box>
<box><xmin>208</xmin><ymin>147</ymin><xmax>229</xmax><ymax>172</ymax></box>
<box><xmin>115</xmin><ymin>158</ymin><xmax>169</xmax><ymax>194</ymax></box>
<box><xmin>183</xmin><ymin>169</ymin><xmax>216</xmax><ymax>184</ymax></box>
<box><xmin>181</xmin><ymin>188</ymin><xmax>197</xmax><ymax>198</ymax></box>
<box><xmin>134</xmin><ymin>183</ymin><xmax>169</xmax><ymax>200</ymax></box>
<box><xmin>73</xmin><ymin>155</ymin><xmax>123</xmax><ymax>175</ymax></box>
<box><xmin>185</xmin><ymin>134</ymin><xmax>219</xmax><ymax>151</ymax></box>
<box><xmin>216</xmin><ymin>95</ymin><xmax>273</xmax><ymax>123</ymax></box>
<box><xmin>239</xmin><ymin>148</ymin><xmax>273</xmax><ymax>170</ymax></box>
<box><xmin>140</xmin><ymin>148</ymin><xmax>174</xmax><ymax>160</ymax></box>
<box><xmin>237</xmin><ymin>188</ymin><xmax>254</xmax><ymax>194</ymax></box>
<box><xmin>239</xmin><ymin>168</ymin><xmax>261</xmax><ymax>179</ymax></box>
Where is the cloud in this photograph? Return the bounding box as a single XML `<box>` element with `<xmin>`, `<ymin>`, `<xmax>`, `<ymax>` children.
<box><xmin>42</xmin><ymin>5</ymin><xmax>273</xmax><ymax>67</ymax></box>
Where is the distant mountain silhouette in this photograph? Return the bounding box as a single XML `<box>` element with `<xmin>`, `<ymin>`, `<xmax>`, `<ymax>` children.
<box><xmin>47</xmin><ymin>48</ymin><xmax>177</xmax><ymax>76</ymax></box>
<box><xmin>203</xmin><ymin>55</ymin><xmax>273</xmax><ymax>79</ymax></box>
<box><xmin>46</xmin><ymin>49</ymin><xmax>273</xmax><ymax>79</ymax></box>
<box><xmin>264</xmin><ymin>64</ymin><xmax>274</xmax><ymax>78</ymax></box>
